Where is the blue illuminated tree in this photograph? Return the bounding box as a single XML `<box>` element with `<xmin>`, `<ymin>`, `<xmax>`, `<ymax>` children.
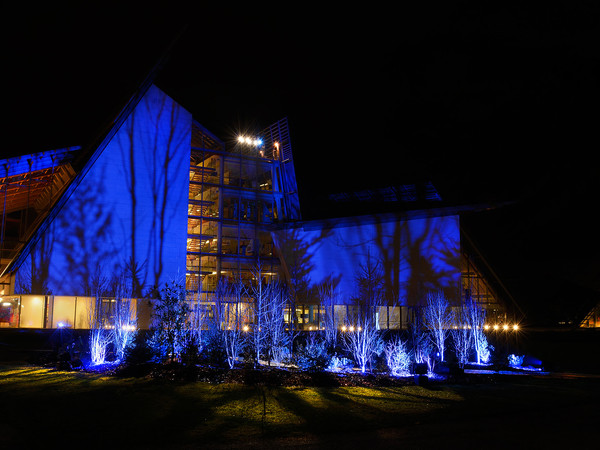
<box><xmin>224</xmin><ymin>278</ymin><xmax>249</xmax><ymax>369</ymax></box>
<box><xmin>247</xmin><ymin>261</ymin><xmax>292</xmax><ymax>367</ymax></box>
<box><xmin>343</xmin><ymin>256</ymin><xmax>385</xmax><ymax>373</ymax></box>
<box><xmin>87</xmin><ymin>270</ymin><xmax>111</xmax><ymax>365</ymax></box>
<box><xmin>262</xmin><ymin>281</ymin><xmax>292</xmax><ymax>366</ymax></box>
<box><xmin>409</xmin><ymin>307</ymin><xmax>429</xmax><ymax>367</ymax></box>
<box><xmin>451</xmin><ymin>304</ymin><xmax>472</xmax><ymax>368</ymax></box>
<box><xmin>384</xmin><ymin>335</ymin><xmax>411</xmax><ymax>376</ymax></box>
<box><xmin>248</xmin><ymin>261</ymin><xmax>268</xmax><ymax>367</ymax></box>
<box><xmin>466</xmin><ymin>297</ymin><xmax>492</xmax><ymax>364</ymax></box>
<box><xmin>423</xmin><ymin>291</ymin><xmax>454</xmax><ymax>362</ymax></box>
<box><xmin>110</xmin><ymin>271</ymin><xmax>137</xmax><ymax>362</ymax></box>
<box><xmin>318</xmin><ymin>282</ymin><xmax>340</xmax><ymax>350</ymax></box>
<box><xmin>209</xmin><ymin>276</ymin><xmax>248</xmax><ymax>369</ymax></box>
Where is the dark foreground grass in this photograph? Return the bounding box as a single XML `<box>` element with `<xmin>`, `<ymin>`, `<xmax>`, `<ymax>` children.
<box><xmin>0</xmin><ymin>365</ymin><xmax>598</xmax><ymax>449</ymax></box>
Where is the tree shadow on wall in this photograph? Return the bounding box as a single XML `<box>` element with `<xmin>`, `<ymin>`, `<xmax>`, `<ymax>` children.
<box><xmin>51</xmin><ymin>172</ymin><xmax>116</xmax><ymax>296</ymax></box>
<box><xmin>340</xmin><ymin>216</ymin><xmax>461</xmax><ymax>306</ymax></box>
<box><xmin>14</xmin><ymin>229</ymin><xmax>53</xmax><ymax>295</ymax></box>
<box><xmin>275</xmin><ymin>226</ymin><xmax>341</xmax><ymax>305</ymax></box>
<box><xmin>120</xmin><ymin>88</ymin><xmax>189</xmax><ymax>291</ymax></box>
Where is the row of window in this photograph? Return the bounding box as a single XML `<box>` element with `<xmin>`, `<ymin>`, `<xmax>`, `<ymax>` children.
<box><xmin>190</xmin><ymin>153</ymin><xmax>274</xmax><ymax>189</ymax></box>
<box><xmin>187</xmin><ymin>149</ymin><xmax>282</xmax><ymax>295</ymax></box>
<box><xmin>0</xmin><ymin>296</ymin><xmax>137</xmax><ymax>329</ymax></box>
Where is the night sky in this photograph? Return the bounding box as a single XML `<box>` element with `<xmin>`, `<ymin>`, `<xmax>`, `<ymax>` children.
<box><xmin>5</xmin><ymin>3</ymin><xmax>599</xmax><ymax>326</ymax></box>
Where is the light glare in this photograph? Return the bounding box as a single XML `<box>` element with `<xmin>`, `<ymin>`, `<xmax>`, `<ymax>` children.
<box><xmin>237</xmin><ymin>135</ymin><xmax>263</xmax><ymax>148</ymax></box>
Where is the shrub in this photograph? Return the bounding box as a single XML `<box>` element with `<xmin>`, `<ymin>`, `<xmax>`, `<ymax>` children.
<box><xmin>296</xmin><ymin>334</ymin><xmax>329</xmax><ymax>371</ymax></box>
<box><xmin>124</xmin><ymin>330</ymin><xmax>156</xmax><ymax>365</ymax></box>
<box><xmin>326</xmin><ymin>354</ymin><xmax>354</xmax><ymax>372</ymax></box>
<box><xmin>508</xmin><ymin>354</ymin><xmax>524</xmax><ymax>367</ymax></box>
<box><xmin>270</xmin><ymin>346</ymin><xmax>291</xmax><ymax>366</ymax></box>
<box><xmin>384</xmin><ymin>336</ymin><xmax>411</xmax><ymax>376</ymax></box>
<box><xmin>180</xmin><ymin>331</ymin><xmax>202</xmax><ymax>366</ymax></box>
<box><xmin>146</xmin><ymin>328</ymin><xmax>169</xmax><ymax>362</ymax></box>
<box><xmin>198</xmin><ymin>327</ymin><xmax>227</xmax><ymax>367</ymax></box>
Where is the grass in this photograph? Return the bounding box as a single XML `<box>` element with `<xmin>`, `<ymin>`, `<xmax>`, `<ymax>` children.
<box><xmin>0</xmin><ymin>365</ymin><xmax>598</xmax><ymax>449</ymax></box>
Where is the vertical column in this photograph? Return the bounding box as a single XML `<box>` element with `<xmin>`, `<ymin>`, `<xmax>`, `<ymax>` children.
<box><xmin>216</xmin><ymin>153</ymin><xmax>224</xmax><ymax>279</ymax></box>
<box><xmin>1</xmin><ymin>164</ymin><xmax>8</xmax><ymax>266</ymax></box>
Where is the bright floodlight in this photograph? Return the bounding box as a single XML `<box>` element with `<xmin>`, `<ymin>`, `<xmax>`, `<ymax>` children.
<box><xmin>237</xmin><ymin>135</ymin><xmax>263</xmax><ymax>147</ymax></box>
<box><xmin>513</xmin><ymin>324</ymin><xmax>519</xmax><ymax>331</ymax></box>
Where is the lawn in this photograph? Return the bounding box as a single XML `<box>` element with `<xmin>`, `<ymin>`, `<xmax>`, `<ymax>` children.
<box><xmin>0</xmin><ymin>365</ymin><xmax>598</xmax><ymax>448</ymax></box>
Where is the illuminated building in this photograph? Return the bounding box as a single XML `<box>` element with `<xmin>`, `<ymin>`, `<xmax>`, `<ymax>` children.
<box><xmin>0</xmin><ymin>83</ymin><xmax>515</xmax><ymax>330</ymax></box>
<box><xmin>580</xmin><ymin>302</ymin><xmax>600</xmax><ymax>328</ymax></box>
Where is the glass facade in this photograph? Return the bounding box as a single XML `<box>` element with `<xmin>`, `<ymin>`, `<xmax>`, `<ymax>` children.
<box><xmin>186</xmin><ymin>122</ymin><xmax>295</xmax><ymax>313</ymax></box>
<box><xmin>461</xmin><ymin>254</ymin><xmax>507</xmax><ymax>323</ymax></box>
<box><xmin>0</xmin><ymin>295</ymin><xmax>137</xmax><ymax>329</ymax></box>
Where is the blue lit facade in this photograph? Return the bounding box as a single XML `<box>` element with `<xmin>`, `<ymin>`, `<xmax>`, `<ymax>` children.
<box><xmin>274</xmin><ymin>213</ymin><xmax>463</xmax><ymax>328</ymax></box>
<box><xmin>0</xmin><ymin>84</ymin><xmax>508</xmax><ymax>330</ymax></box>
<box><xmin>13</xmin><ymin>85</ymin><xmax>191</xmax><ymax>295</ymax></box>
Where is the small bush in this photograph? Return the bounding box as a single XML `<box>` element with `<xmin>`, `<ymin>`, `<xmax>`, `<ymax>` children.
<box><xmin>326</xmin><ymin>354</ymin><xmax>353</xmax><ymax>372</ymax></box>
<box><xmin>180</xmin><ymin>331</ymin><xmax>202</xmax><ymax>366</ymax></box>
<box><xmin>271</xmin><ymin>346</ymin><xmax>292</xmax><ymax>366</ymax></box>
<box><xmin>384</xmin><ymin>336</ymin><xmax>411</xmax><ymax>376</ymax></box>
<box><xmin>125</xmin><ymin>330</ymin><xmax>160</xmax><ymax>365</ymax></box>
<box><xmin>199</xmin><ymin>328</ymin><xmax>227</xmax><ymax>367</ymax></box>
<box><xmin>508</xmin><ymin>354</ymin><xmax>524</xmax><ymax>367</ymax></box>
<box><xmin>296</xmin><ymin>334</ymin><xmax>330</xmax><ymax>371</ymax></box>
<box><xmin>145</xmin><ymin>328</ymin><xmax>170</xmax><ymax>362</ymax></box>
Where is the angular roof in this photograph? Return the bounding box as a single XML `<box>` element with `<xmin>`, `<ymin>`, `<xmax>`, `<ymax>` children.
<box><xmin>1</xmin><ymin>56</ymin><xmax>166</xmax><ymax>280</ymax></box>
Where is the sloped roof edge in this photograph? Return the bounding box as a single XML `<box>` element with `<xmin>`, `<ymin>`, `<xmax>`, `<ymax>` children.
<box><xmin>273</xmin><ymin>202</ymin><xmax>510</xmax><ymax>232</ymax></box>
<box><xmin>2</xmin><ymin>30</ymin><xmax>189</xmax><ymax>280</ymax></box>
<box><xmin>1</xmin><ymin>78</ymin><xmax>163</xmax><ymax>278</ymax></box>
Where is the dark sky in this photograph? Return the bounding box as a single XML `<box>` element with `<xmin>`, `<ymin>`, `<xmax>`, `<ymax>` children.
<box><xmin>5</xmin><ymin>3</ymin><xmax>599</xmax><ymax>325</ymax></box>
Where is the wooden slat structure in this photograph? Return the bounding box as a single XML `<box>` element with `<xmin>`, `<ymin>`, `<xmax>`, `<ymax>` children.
<box><xmin>0</xmin><ymin>148</ymin><xmax>79</xmax><ymax>289</ymax></box>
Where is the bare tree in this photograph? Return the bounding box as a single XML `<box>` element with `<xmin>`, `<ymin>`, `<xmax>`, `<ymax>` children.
<box><xmin>248</xmin><ymin>261</ymin><xmax>269</xmax><ymax>367</ymax></box>
<box><xmin>343</xmin><ymin>256</ymin><xmax>385</xmax><ymax>373</ymax></box>
<box><xmin>409</xmin><ymin>307</ymin><xmax>428</xmax><ymax>366</ymax></box>
<box><xmin>344</xmin><ymin>311</ymin><xmax>383</xmax><ymax>373</ymax></box>
<box><xmin>318</xmin><ymin>282</ymin><xmax>339</xmax><ymax>350</ymax></box>
<box><xmin>110</xmin><ymin>271</ymin><xmax>137</xmax><ymax>361</ymax></box>
<box><xmin>451</xmin><ymin>303</ymin><xmax>472</xmax><ymax>368</ymax></box>
<box><xmin>188</xmin><ymin>276</ymin><xmax>210</xmax><ymax>352</ymax></box>
<box><xmin>466</xmin><ymin>297</ymin><xmax>492</xmax><ymax>364</ymax></box>
<box><xmin>262</xmin><ymin>281</ymin><xmax>292</xmax><ymax>365</ymax></box>
<box><xmin>246</xmin><ymin>260</ymin><xmax>294</xmax><ymax>367</ymax></box>
<box><xmin>88</xmin><ymin>271</ymin><xmax>111</xmax><ymax>365</ymax></box>
<box><xmin>423</xmin><ymin>291</ymin><xmax>454</xmax><ymax>362</ymax></box>
<box><xmin>213</xmin><ymin>276</ymin><xmax>248</xmax><ymax>369</ymax></box>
